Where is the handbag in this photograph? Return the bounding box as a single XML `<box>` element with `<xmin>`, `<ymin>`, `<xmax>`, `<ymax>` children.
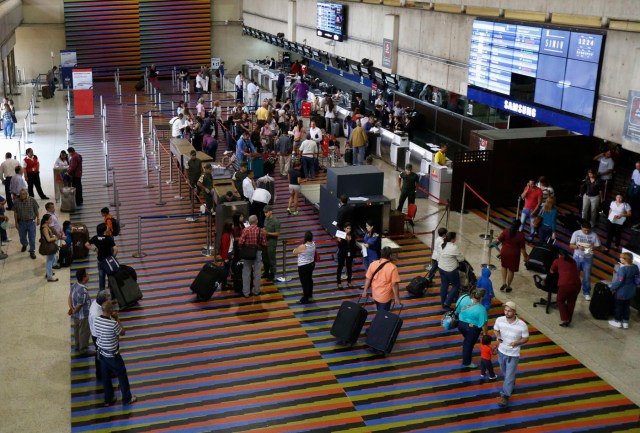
<box><xmin>314</xmin><ymin>250</ymin><xmax>321</xmax><ymax>263</ymax></box>
<box><xmin>238</xmin><ymin>245</ymin><xmax>258</xmax><ymax>260</ymax></box>
<box><xmin>532</xmin><ymin>210</ymin><xmax>543</xmax><ymax>228</ymax></box>
<box><xmin>441</xmin><ymin>310</ymin><xmax>458</xmax><ymax>330</ymax></box>
<box><xmin>11</xmin><ymin>112</ymin><xmax>17</xmax><ymax>123</ymax></box>
<box><xmin>39</xmin><ymin>237</ymin><xmax>59</xmax><ymax>256</ymax></box>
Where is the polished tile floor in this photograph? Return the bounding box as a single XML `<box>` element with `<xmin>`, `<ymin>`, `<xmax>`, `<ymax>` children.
<box><xmin>1</xmin><ymin>83</ymin><xmax>639</xmax><ymax>432</ymax></box>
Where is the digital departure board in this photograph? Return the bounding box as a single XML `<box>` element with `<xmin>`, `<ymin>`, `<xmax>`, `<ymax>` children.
<box><xmin>316</xmin><ymin>2</ymin><xmax>346</xmax><ymax>42</ymax></box>
<box><xmin>467</xmin><ymin>19</ymin><xmax>605</xmax><ymax>135</ymax></box>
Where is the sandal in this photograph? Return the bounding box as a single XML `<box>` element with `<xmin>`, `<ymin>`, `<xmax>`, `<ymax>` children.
<box><xmin>499</xmin><ymin>284</ymin><xmax>507</xmax><ymax>291</ymax></box>
<box><xmin>505</xmin><ymin>287</ymin><xmax>513</xmax><ymax>293</ymax></box>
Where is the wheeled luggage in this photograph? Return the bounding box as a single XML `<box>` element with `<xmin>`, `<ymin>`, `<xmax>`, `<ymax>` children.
<box><xmin>60</xmin><ymin>186</ymin><xmax>77</xmax><ymax>212</ymax></box>
<box><xmin>406</xmin><ymin>275</ymin><xmax>429</xmax><ymax>297</ymax></box>
<box><xmin>70</xmin><ymin>223</ymin><xmax>89</xmax><ymax>260</ymax></box>
<box><xmin>589</xmin><ymin>281</ymin><xmax>615</xmax><ymax>320</ymax></box>
<box><xmin>249</xmin><ymin>156</ymin><xmax>264</xmax><ymax>178</ymax></box>
<box><xmin>331</xmin><ymin>121</ymin><xmax>342</xmax><ymax>137</ymax></box>
<box><xmin>256</xmin><ymin>176</ymin><xmax>276</xmax><ymax>205</ymax></box>
<box><xmin>58</xmin><ymin>245</ymin><xmax>73</xmax><ymax>267</ymax></box>
<box><xmin>331</xmin><ymin>298</ymin><xmax>368</xmax><ymax>346</ymax></box>
<box><xmin>366</xmin><ymin>306</ymin><xmax>404</xmax><ymax>355</ymax></box>
<box><xmin>109</xmin><ymin>268</ymin><xmax>143</xmax><ymax>309</ymax></box>
<box><xmin>134</xmin><ymin>78</ymin><xmax>144</xmax><ymax>91</ymax></box>
<box><xmin>41</xmin><ymin>86</ymin><xmax>52</xmax><ymax>99</ymax></box>
<box><xmin>344</xmin><ymin>148</ymin><xmax>353</xmax><ymax>165</ymax></box>
<box><xmin>190</xmin><ymin>261</ymin><xmax>222</xmax><ymax>301</ymax></box>
<box><xmin>120</xmin><ymin>264</ymin><xmax>137</xmax><ymax>281</ymax></box>
<box><xmin>525</xmin><ymin>242</ymin><xmax>557</xmax><ymax>273</ymax></box>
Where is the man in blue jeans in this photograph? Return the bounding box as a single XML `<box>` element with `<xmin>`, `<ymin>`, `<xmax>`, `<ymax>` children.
<box><xmin>94</xmin><ymin>300</ymin><xmax>137</xmax><ymax>406</ymax></box>
<box><xmin>569</xmin><ymin>221</ymin><xmax>601</xmax><ymax>301</ymax></box>
<box><xmin>494</xmin><ymin>301</ymin><xmax>529</xmax><ymax>407</ymax></box>
<box><xmin>12</xmin><ymin>188</ymin><xmax>39</xmax><ymax>259</ymax></box>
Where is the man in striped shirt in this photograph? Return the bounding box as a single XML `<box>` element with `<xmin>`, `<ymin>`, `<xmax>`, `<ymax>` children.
<box><xmin>95</xmin><ymin>300</ymin><xmax>137</xmax><ymax>406</ymax></box>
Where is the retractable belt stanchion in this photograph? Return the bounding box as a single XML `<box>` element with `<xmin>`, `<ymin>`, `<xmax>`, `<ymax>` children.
<box><xmin>174</xmin><ymin>158</ymin><xmax>185</xmax><ymax>200</ymax></box>
<box><xmin>186</xmin><ymin>185</ymin><xmax>199</xmax><ymax>222</ymax></box>
<box><xmin>276</xmin><ymin>240</ymin><xmax>292</xmax><ymax>282</ymax></box>
<box><xmin>201</xmin><ymin>211</ymin><xmax>215</xmax><ymax>256</ymax></box>
<box><xmin>24</xmin><ymin>118</ymin><xmax>32</xmax><ymax>144</ymax></box>
<box><xmin>134</xmin><ymin>93</ymin><xmax>138</xmax><ymax>115</ymax></box>
<box><xmin>110</xmin><ymin>170</ymin><xmax>121</xmax><ymax>208</ymax></box>
<box><xmin>166</xmin><ymin>151</ymin><xmax>176</xmax><ymax>184</ymax></box>
<box><xmin>155</xmin><ymin>164</ymin><xmax>166</xmax><ymax>206</ymax></box>
<box><xmin>132</xmin><ymin>216</ymin><xmax>147</xmax><ymax>258</ymax></box>
<box><xmin>140</xmin><ymin>114</ymin><xmax>146</xmax><ymax>160</ymax></box>
<box><xmin>143</xmin><ymin>154</ymin><xmax>153</xmax><ymax>189</ymax></box>
<box><xmin>481</xmin><ymin>229</ymin><xmax>497</xmax><ymax>271</ymax></box>
<box><xmin>171</xmin><ymin>100</ymin><xmax>175</xmax><ymax>114</ymax></box>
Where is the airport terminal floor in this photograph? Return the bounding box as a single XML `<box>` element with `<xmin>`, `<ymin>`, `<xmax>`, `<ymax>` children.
<box><xmin>1</xmin><ymin>80</ymin><xmax>640</xmax><ymax>432</ymax></box>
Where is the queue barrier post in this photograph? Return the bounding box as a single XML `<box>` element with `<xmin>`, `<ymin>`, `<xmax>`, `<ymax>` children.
<box><xmin>24</xmin><ymin>118</ymin><xmax>32</xmax><ymax>144</ymax></box>
<box><xmin>481</xmin><ymin>229</ymin><xmax>497</xmax><ymax>271</ymax></box>
<box><xmin>480</xmin><ymin>204</ymin><xmax>491</xmax><ymax>240</ymax></box>
<box><xmin>109</xmin><ymin>170</ymin><xmax>121</xmax><ymax>208</ymax></box>
<box><xmin>155</xmin><ymin>165</ymin><xmax>166</xmax><ymax>206</ymax></box>
<box><xmin>276</xmin><ymin>240</ymin><xmax>292</xmax><ymax>282</ymax></box>
<box><xmin>143</xmin><ymin>155</ymin><xmax>153</xmax><ymax>189</ymax></box>
<box><xmin>132</xmin><ymin>216</ymin><xmax>147</xmax><ymax>258</ymax></box>
<box><xmin>185</xmin><ymin>185</ymin><xmax>199</xmax><ymax>222</ymax></box>
<box><xmin>134</xmin><ymin>93</ymin><xmax>138</xmax><ymax>115</ymax></box>
<box><xmin>201</xmin><ymin>210</ymin><xmax>215</xmax><ymax>256</ymax></box>
<box><xmin>174</xmin><ymin>160</ymin><xmax>185</xmax><ymax>200</ymax></box>
<box><xmin>166</xmin><ymin>152</ymin><xmax>176</xmax><ymax>185</ymax></box>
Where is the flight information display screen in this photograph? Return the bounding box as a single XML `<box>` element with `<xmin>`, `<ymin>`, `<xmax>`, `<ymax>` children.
<box><xmin>468</xmin><ymin>19</ymin><xmax>605</xmax><ymax>130</ymax></box>
<box><xmin>316</xmin><ymin>2</ymin><xmax>346</xmax><ymax>42</ymax></box>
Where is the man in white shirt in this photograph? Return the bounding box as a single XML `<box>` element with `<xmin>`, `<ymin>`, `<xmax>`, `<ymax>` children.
<box><xmin>88</xmin><ymin>290</ymin><xmax>110</xmax><ymax>380</ymax></box>
<box><xmin>170</xmin><ymin>113</ymin><xmax>187</xmax><ymax>138</ymax></box>
<box><xmin>569</xmin><ymin>221</ymin><xmax>602</xmax><ymax>301</ymax></box>
<box><xmin>594</xmin><ymin>149</ymin><xmax>614</xmax><ymax>195</ymax></box>
<box><xmin>250</xmin><ymin>187</ymin><xmax>272</xmax><ymax>228</ymax></box>
<box><xmin>195</xmin><ymin>71</ymin><xmax>206</xmax><ymax>99</ymax></box>
<box><xmin>308</xmin><ymin>121</ymin><xmax>323</xmax><ymax>145</ymax></box>
<box><xmin>247</xmin><ymin>79</ymin><xmax>259</xmax><ymax>111</ymax></box>
<box><xmin>1</xmin><ymin>152</ymin><xmax>21</xmax><ymax>210</ymax></box>
<box><xmin>234</xmin><ymin>71</ymin><xmax>244</xmax><ymax>102</ymax></box>
<box><xmin>242</xmin><ymin>170</ymin><xmax>256</xmax><ymax>202</ymax></box>
<box><xmin>299</xmin><ymin>134</ymin><xmax>318</xmax><ymax>180</ymax></box>
<box><xmin>494</xmin><ymin>301</ymin><xmax>529</xmax><ymax>407</ymax></box>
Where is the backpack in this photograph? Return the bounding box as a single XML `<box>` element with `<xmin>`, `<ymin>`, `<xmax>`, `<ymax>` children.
<box><xmin>108</xmin><ymin>217</ymin><xmax>121</xmax><ymax>236</ymax></box>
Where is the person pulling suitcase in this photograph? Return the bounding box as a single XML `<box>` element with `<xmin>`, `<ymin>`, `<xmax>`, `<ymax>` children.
<box><xmin>361</xmin><ymin>247</ymin><xmax>402</xmax><ymax>312</ymax></box>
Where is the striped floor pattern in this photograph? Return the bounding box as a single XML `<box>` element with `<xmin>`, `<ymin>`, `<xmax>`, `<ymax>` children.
<box><xmin>70</xmin><ymin>83</ymin><xmax>640</xmax><ymax>432</ymax></box>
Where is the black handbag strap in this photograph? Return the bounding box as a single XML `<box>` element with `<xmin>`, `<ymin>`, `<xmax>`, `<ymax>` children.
<box><xmin>370</xmin><ymin>260</ymin><xmax>390</xmax><ymax>281</ymax></box>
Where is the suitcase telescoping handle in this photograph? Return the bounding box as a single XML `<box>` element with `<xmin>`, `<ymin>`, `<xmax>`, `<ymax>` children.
<box><xmin>357</xmin><ymin>295</ymin><xmax>369</xmax><ymax>305</ymax></box>
<box><xmin>390</xmin><ymin>302</ymin><xmax>404</xmax><ymax>316</ymax></box>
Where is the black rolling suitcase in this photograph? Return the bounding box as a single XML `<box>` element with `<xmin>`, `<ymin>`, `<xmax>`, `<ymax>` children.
<box><xmin>120</xmin><ymin>264</ymin><xmax>137</xmax><ymax>281</ymax></box>
<box><xmin>589</xmin><ymin>281</ymin><xmax>615</xmax><ymax>320</ymax></box>
<box><xmin>190</xmin><ymin>261</ymin><xmax>222</xmax><ymax>301</ymax></box>
<box><xmin>344</xmin><ymin>148</ymin><xmax>353</xmax><ymax>165</ymax></box>
<box><xmin>525</xmin><ymin>240</ymin><xmax>557</xmax><ymax>273</ymax></box>
<box><xmin>70</xmin><ymin>223</ymin><xmax>89</xmax><ymax>260</ymax></box>
<box><xmin>406</xmin><ymin>275</ymin><xmax>429</xmax><ymax>297</ymax></box>
<box><xmin>109</xmin><ymin>268</ymin><xmax>143</xmax><ymax>309</ymax></box>
<box><xmin>331</xmin><ymin>297</ymin><xmax>368</xmax><ymax>346</ymax></box>
<box><xmin>331</xmin><ymin>121</ymin><xmax>342</xmax><ymax>137</ymax></box>
<box><xmin>366</xmin><ymin>305</ymin><xmax>403</xmax><ymax>355</ymax></box>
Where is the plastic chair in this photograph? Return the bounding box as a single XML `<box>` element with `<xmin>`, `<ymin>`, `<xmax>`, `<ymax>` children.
<box><xmin>405</xmin><ymin>203</ymin><xmax>418</xmax><ymax>233</ymax></box>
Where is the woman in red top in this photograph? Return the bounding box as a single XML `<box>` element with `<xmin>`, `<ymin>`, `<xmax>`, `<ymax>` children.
<box><xmin>550</xmin><ymin>250</ymin><xmax>582</xmax><ymax>327</ymax></box>
<box><xmin>498</xmin><ymin>219</ymin><xmax>528</xmax><ymax>293</ymax></box>
<box><xmin>23</xmin><ymin>148</ymin><xmax>49</xmax><ymax>199</ymax></box>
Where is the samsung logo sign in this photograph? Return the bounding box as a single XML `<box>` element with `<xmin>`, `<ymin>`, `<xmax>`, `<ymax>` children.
<box><xmin>504</xmin><ymin>101</ymin><xmax>537</xmax><ymax>118</ymax></box>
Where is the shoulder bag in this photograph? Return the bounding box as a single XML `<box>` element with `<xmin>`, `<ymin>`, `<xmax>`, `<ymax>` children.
<box><xmin>441</xmin><ymin>294</ymin><xmax>470</xmax><ymax>330</ymax></box>
<box><xmin>238</xmin><ymin>245</ymin><xmax>258</xmax><ymax>260</ymax></box>
<box><xmin>38</xmin><ymin>231</ymin><xmax>59</xmax><ymax>256</ymax></box>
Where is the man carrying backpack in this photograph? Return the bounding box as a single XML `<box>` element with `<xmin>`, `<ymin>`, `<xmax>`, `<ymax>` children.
<box><xmin>101</xmin><ymin>207</ymin><xmax>120</xmax><ymax>237</ymax></box>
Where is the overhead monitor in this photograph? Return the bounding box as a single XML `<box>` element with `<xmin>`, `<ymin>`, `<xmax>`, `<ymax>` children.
<box><xmin>467</xmin><ymin>19</ymin><xmax>605</xmax><ymax>135</ymax></box>
<box><xmin>316</xmin><ymin>2</ymin><xmax>346</xmax><ymax>42</ymax></box>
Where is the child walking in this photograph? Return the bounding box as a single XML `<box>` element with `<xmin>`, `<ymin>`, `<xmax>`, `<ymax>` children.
<box><xmin>480</xmin><ymin>334</ymin><xmax>497</xmax><ymax>380</ymax></box>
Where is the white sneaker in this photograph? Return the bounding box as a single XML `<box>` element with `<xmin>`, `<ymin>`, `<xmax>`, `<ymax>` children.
<box><xmin>622</xmin><ymin>322</ymin><xmax>629</xmax><ymax>329</ymax></box>
<box><xmin>608</xmin><ymin>320</ymin><xmax>623</xmax><ymax>328</ymax></box>
<box><xmin>584</xmin><ymin>294</ymin><xmax>591</xmax><ymax>301</ymax></box>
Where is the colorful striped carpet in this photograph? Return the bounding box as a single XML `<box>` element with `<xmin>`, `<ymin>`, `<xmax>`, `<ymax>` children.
<box><xmin>69</xmin><ymin>83</ymin><xmax>640</xmax><ymax>432</ymax></box>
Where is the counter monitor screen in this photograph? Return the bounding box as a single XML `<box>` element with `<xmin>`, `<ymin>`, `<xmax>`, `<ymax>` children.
<box><xmin>317</xmin><ymin>2</ymin><xmax>346</xmax><ymax>42</ymax></box>
<box><xmin>467</xmin><ymin>19</ymin><xmax>605</xmax><ymax>135</ymax></box>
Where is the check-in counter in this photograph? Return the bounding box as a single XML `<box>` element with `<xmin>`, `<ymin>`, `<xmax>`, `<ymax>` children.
<box><xmin>429</xmin><ymin>164</ymin><xmax>453</xmax><ymax>203</ymax></box>
<box><xmin>170</xmin><ymin>138</ymin><xmax>213</xmax><ymax>170</ymax></box>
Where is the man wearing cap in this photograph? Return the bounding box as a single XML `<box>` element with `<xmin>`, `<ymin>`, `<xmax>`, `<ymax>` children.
<box><xmin>262</xmin><ymin>205</ymin><xmax>280</xmax><ymax>281</ymax></box>
<box><xmin>397</xmin><ymin>163</ymin><xmax>419</xmax><ymax>215</ymax></box>
<box><xmin>493</xmin><ymin>301</ymin><xmax>529</xmax><ymax>407</ymax></box>
<box><xmin>67</xmin><ymin>147</ymin><xmax>83</xmax><ymax>205</ymax></box>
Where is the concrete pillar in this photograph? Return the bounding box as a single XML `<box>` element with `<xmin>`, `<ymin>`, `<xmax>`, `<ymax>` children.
<box><xmin>381</xmin><ymin>14</ymin><xmax>399</xmax><ymax>74</ymax></box>
<box><xmin>288</xmin><ymin>1</ymin><xmax>296</xmax><ymax>42</ymax></box>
